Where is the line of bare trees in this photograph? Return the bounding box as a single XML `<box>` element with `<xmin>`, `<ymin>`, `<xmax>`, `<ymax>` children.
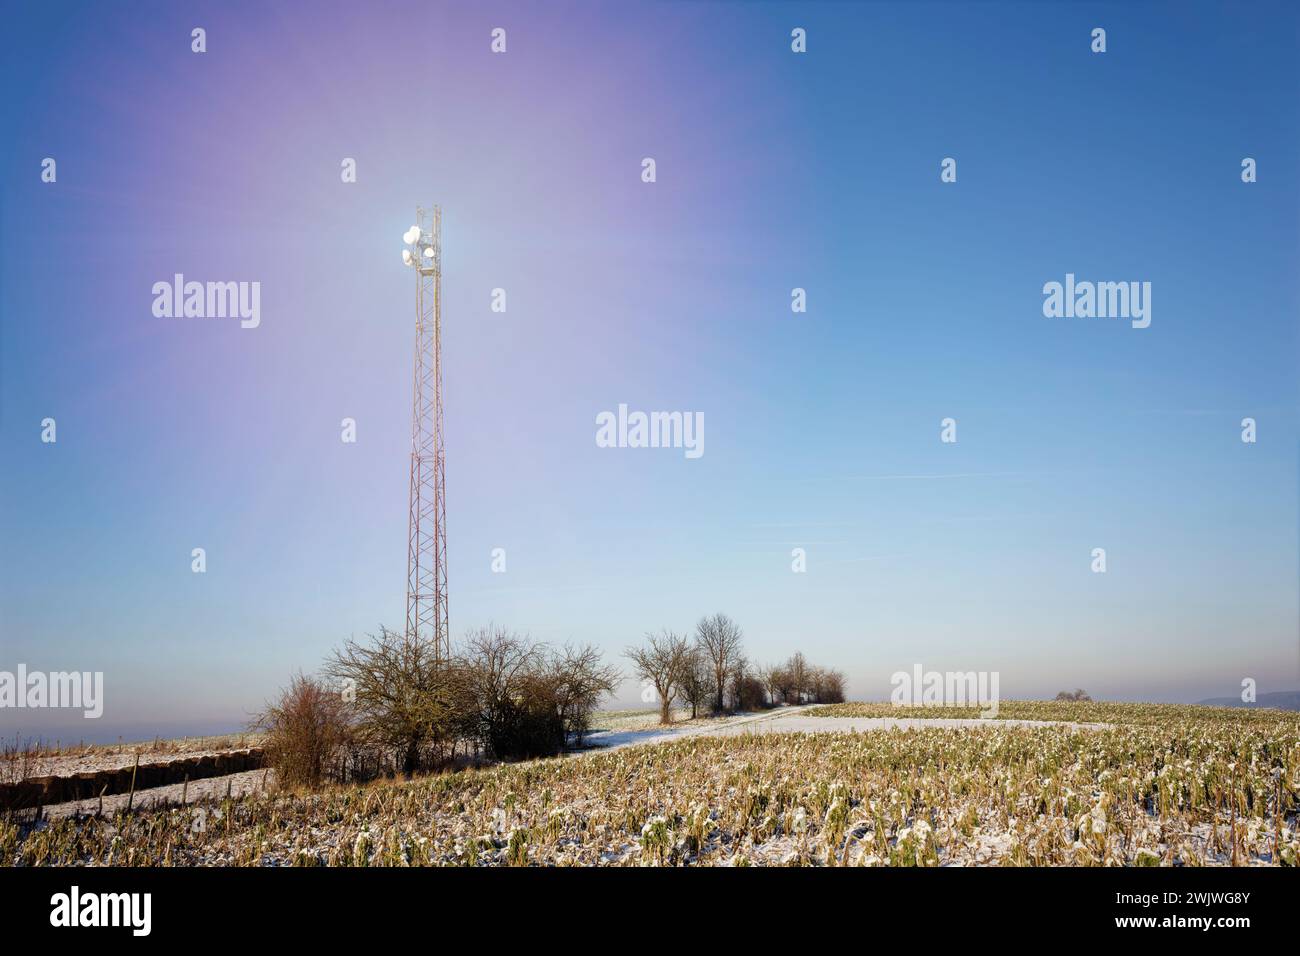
<box><xmin>760</xmin><ymin>651</ymin><xmax>847</xmax><ymax>709</ymax></box>
<box><xmin>257</xmin><ymin>613</ymin><xmax>848</xmax><ymax>789</ymax></box>
<box><xmin>256</xmin><ymin>624</ymin><xmax>619</xmax><ymax>787</ymax></box>
<box><xmin>625</xmin><ymin>614</ymin><xmax>846</xmax><ymax>725</ymax></box>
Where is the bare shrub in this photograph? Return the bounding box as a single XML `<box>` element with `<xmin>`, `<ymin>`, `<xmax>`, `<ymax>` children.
<box><xmin>1055</xmin><ymin>689</ymin><xmax>1092</xmax><ymax>702</ymax></box>
<box><xmin>818</xmin><ymin>668</ymin><xmax>847</xmax><ymax>704</ymax></box>
<box><xmin>731</xmin><ymin>671</ymin><xmax>769</xmax><ymax>711</ymax></box>
<box><xmin>462</xmin><ymin>625</ymin><xmax>550</xmax><ymax>759</ymax></box>
<box><xmin>0</xmin><ymin>737</ymin><xmax>39</xmax><ymax>786</ymax></box>
<box><xmin>252</xmin><ymin>673</ymin><xmax>351</xmax><ymax>789</ymax></box>
<box><xmin>461</xmin><ymin>628</ymin><xmax>618</xmax><ymax>758</ymax></box>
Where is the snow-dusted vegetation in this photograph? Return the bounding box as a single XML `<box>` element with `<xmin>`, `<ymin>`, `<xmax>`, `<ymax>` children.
<box><xmin>5</xmin><ymin>703</ymin><xmax>1297</xmax><ymax>866</ymax></box>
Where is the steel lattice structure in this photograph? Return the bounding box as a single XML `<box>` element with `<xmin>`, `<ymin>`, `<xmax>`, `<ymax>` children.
<box><xmin>403</xmin><ymin>205</ymin><xmax>448</xmax><ymax>663</ymax></box>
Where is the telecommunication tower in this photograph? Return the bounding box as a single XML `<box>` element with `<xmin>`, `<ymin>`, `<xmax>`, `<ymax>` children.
<box><xmin>399</xmin><ymin>206</ymin><xmax>448</xmax><ymax>663</ymax></box>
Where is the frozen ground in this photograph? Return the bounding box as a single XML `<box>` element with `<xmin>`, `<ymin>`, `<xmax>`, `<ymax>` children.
<box><xmin>4</xmin><ymin>735</ymin><xmax>259</xmax><ymax>781</ymax></box>
<box><xmin>29</xmin><ymin>710</ymin><xmax>1101</xmax><ymax>818</ymax></box>
<box><xmin>714</xmin><ymin>713</ymin><xmax>1108</xmax><ymax>735</ymax></box>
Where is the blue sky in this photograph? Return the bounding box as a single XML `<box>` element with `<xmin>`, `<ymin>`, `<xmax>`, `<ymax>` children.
<box><xmin>1</xmin><ymin>1</ymin><xmax>1297</xmax><ymax>741</ymax></box>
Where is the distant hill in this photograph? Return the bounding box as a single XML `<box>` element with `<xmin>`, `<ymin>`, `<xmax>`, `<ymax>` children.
<box><xmin>1195</xmin><ymin>691</ymin><xmax>1300</xmax><ymax>711</ymax></box>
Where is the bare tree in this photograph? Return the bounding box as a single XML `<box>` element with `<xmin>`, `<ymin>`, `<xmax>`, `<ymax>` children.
<box><xmin>625</xmin><ymin>630</ymin><xmax>693</xmax><ymax>724</ymax></box>
<box><xmin>680</xmin><ymin>649</ymin><xmax>712</xmax><ymax>719</ymax></box>
<box><xmin>769</xmin><ymin>663</ymin><xmax>795</xmax><ymax>704</ymax></box>
<box><xmin>807</xmin><ymin>666</ymin><xmax>827</xmax><ymax>704</ymax></box>
<box><xmin>546</xmin><ymin>642</ymin><xmax>621</xmax><ymax>746</ymax></box>
<box><xmin>725</xmin><ymin>655</ymin><xmax>749</xmax><ymax>711</ymax></box>
<box><xmin>821</xmin><ymin>668</ymin><xmax>847</xmax><ymax>703</ymax></box>
<box><xmin>695</xmin><ymin>613</ymin><xmax>744</xmax><ymax>713</ymax></box>
<box><xmin>461</xmin><ymin>625</ymin><xmax>546</xmax><ymax>757</ymax></box>
<box><xmin>728</xmin><ymin>659</ymin><xmax>768</xmax><ymax>711</ymax></box>
<box><xmin>324</xmin><ymin>626</ymin><xmax>465</xmax><ymax>777</ymax></box>
<box><xmin>787</xmin><ymin>651</ymin><xmax>809</xmax><ymax>704</ymax></box>
<box><xmin>757</xmin><ymin>663</ymin><xmax>780</xmax><ymax>707</ymax></box>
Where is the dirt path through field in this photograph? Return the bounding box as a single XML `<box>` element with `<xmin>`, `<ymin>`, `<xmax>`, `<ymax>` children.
<box><xmin>39</xmin><ymin>769</ymin><xmax>273</xmax><ymax>820</ymax></box>
<box><xmin>584</xmin><ymin>708</ymin><xmax>1106</xmax><ymax>752</ymax></box>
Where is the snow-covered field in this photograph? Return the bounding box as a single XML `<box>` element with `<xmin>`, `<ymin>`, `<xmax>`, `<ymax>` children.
<box><xmin>25</xmin><ymin>707</ymin><xmax>1088</xmax><ymax>819</ymax></box>
<box><xmin>7</xmin><ymin>702</ymin><xmax>1296</xmax><ymax>867</ymax></box>
<box><xmin>30</xmin><ymin>708</ymin><xmax>1048</xmax><ymax>818</ymax></box>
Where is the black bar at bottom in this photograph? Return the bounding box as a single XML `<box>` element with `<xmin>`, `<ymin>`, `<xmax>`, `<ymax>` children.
<box><xmin>0</xmin><ymin>865</ymin><xmax>1281</xmax><ymax>940</ymax></box>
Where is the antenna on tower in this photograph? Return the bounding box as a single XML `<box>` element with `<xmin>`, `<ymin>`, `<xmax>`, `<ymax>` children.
<box><xmin>400</xmin><ymin>205</ymin><xmax>448</xmax><ymax>665</ymax></box>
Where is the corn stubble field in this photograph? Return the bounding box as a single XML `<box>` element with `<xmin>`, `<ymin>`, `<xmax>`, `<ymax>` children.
<box><xmin>5</xmin><ymin>702</ymin><xmax>1297</xmax><ymax>867</ymax></box>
